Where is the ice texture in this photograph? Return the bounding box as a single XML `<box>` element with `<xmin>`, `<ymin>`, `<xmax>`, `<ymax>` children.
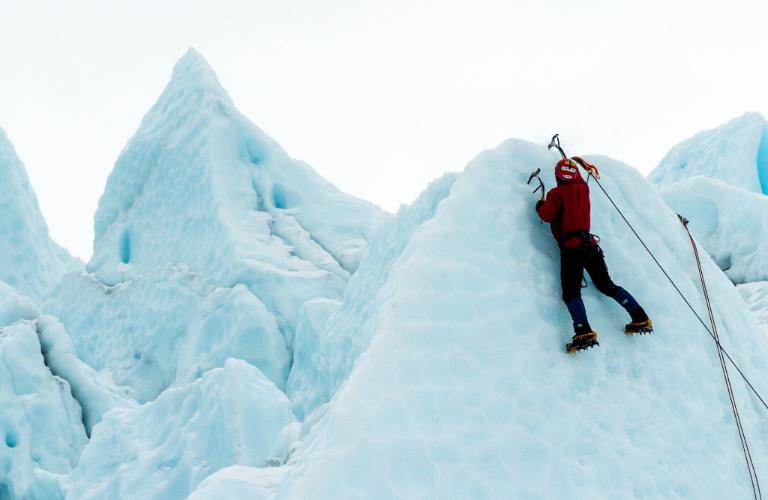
<box><xmin>45</xmin><ymin>49</ymin><xmax>387</xmax><ymax>409</ymax></box>
<box><xmin>267</xmin><ymin>139</ymin><xmax>768</xmax><ymax>499</ymax></box>
<box><xmin>0</xmin><ymin>284</ymin><xmax>87</xmax><ymax>499</ymax></box>
<box><xmin>649</xmin><ymin>112</ymin><xmax>768</xmax><ymax>194</ymax></box>
<box><xmin>649</xmin><ymin>113</ymin><xmax>768</xmax><ymax>284</ymax></box>
<box><xmin>0</xmin><ymin>128</ymin><xmax>80</xmax><ymax>301</ymax></box>
<box><xmin>45</xmin><ymin>266</ymin><xmax>290</xmax><ymax>403</ymax></box>
<box><xmin>64</xmin><ymin>359</ymin><xmax>295</xmax><ymax>500</ymax></box>
<box><xmin>658</xmin><ymin>177</ymin><xmax>768</xmax><ymax>284</ymax></box>
<box><xmin>5</xmin><ymin>48</ymin><xmax>768</xmax><ymax>499</ymax></box>
<box><xmin>738</xmin><ymin>282</ymin><xmax>768</xmax><ymax>336</ymax></box>
<box><xmin>288</xmin><ymin>173</ymin><xmax>458</xmax><ymax>419</ymax></box>
<box><xmin>87</xmin><ymin>48</ymin><xmax>383</xmax><ymax>296</ymax></box>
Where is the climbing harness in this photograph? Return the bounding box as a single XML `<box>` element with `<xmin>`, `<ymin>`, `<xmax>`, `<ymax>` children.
<box><xmin>547</xmin><ymin>133</ymin><xmax>765</xmax><ymax>498</ymax></box>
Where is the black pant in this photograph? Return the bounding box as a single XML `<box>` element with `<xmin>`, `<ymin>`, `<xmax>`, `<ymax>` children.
<box><xmin>560</xmin><ymin>244</ymin><xmax>618</xmax><ymax>303</ymax></box>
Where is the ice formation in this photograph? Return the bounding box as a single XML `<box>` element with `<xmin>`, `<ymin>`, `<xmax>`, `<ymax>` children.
<box><xmin>649</xmin><ymin>114</ymin><xmax>768</xmax><ymax>285</ymax></box>
<box><xmin>225</xmin><ymin>140</ymin><xmax>768</xmax><ymax>499</ymax></box>
<box><xmin>31</xmin><ymin>49</ymin><xmax>387</xmax><ymax>499</ymax></box>
<box><xmin>0</xmin><ymin>128</ymin><xmax>79</xmax><ymax>301</ymax></box>
<box><xmin>658</xmin><ymin>177</ymin><xmax>768</xmax><ymax>284</ymax></box>
<box><xmin>65</xmin><ymin>359</ymin><xmax>295</xmax><ymax>500</ymax></box>
<box><xmin>0</xmin><ymin>282</ymin><xmax>86</xmax><ymax>499</ymax></box>
<box><xmin>45</xmin><ymin>267</ymin><xmax>290</xmax><ymax>403</ymax></box>
<box><xmin>3</xmin><ymin>48</ymin><xmax>768</xmax><ymax>499</ymax></box>
<box><xmin>46</xmin><ymin>49</ymin><xmax>386</xmax><ymax>405</ymax></box>
<box><xmin>739</xmin><ymin>282</ymin><xmax>768</xmax><ymax>335</ymax></box>
<box><xmin>649</xmin><ymin>112</ymin><xmax>768</xmax><ymax>194</ymax></box>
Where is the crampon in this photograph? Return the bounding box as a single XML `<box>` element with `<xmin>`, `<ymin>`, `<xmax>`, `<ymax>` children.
<box><xmin>566</xmin><ymin>331</ymin><xmax>599</xmax><ymax>353</ymax></box>
<box><xmin>625</xmin><ymin>319</ymin><xmax>653</xmax><ymax>336</ymax></box>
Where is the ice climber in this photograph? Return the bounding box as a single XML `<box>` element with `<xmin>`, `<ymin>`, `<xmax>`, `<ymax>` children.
<box><xmin>535</xmin><ymin>157</ymin><xmax>653</xmax><ymax>353</ymax></box>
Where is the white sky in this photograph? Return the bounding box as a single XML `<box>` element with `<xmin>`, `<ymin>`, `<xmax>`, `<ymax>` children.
<box><xmin>1</xmin><ymin>0</ymin><xmax>767</xmax><ymax>259</ymax></box>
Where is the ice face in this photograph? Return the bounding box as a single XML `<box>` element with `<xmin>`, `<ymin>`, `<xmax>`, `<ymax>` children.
<box><xmin>0</xmin><ymin>128</ymin><xmax>80</xmax><ymax>301</ymax></box>
<box><xmin>287</xmin><ymin>172</ymin><xmax>459</xmax><ymax>420</ymax></box>
<box><xmin>267</xmin><ymin>139</ymin><xmax>768</xmax><ymax>499</ymax></box>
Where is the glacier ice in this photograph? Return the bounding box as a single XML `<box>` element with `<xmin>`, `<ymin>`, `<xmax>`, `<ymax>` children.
<box><xmin>0</xmin><ymin>284</ymin><xmax>87</xmax><ymax>500</ymax></box>
<box><xmin>45</xmin><ymin>266</ymin><xmax>290</xmax><ymax>403</ymax></box>
<box><xmin>266</xmin><ymin>139</ymin><xmax>768</xmax><ymax>499</ymax></box>
<box><xmin>3</xmin><ymin>48</ymin><xmax>768</xmax><ymax>500</ymax></box>
<box><xmin>649</xmin><ymin>112</ymin><xmax>768</xmax><ymax>194</ymax></box>
<box><xmin>739</xmin><ymin>282</ymin><xmax>768</xmax><ymax>335</ymax></box>
<box><xmin>658</xmin><ymin>177</ymin><xmax>768</xmax><ymax>284</ymax></box>
<box><xmin>288</xmin><ymin>172</ymin><xmax>459</xmax><ymax>419</ymax></box>
<box><xmin>29</xmin><ymin>47</ymin><xmax>391</xmax><ymax>499</ymax></box>
<box><xmin>649</xmin><ymin>113</ymin><xmax>768</xmax><ymax>285</ymax></box>
<box><xmin>45</xmin><ymin>49</ymin><xmax>387</xmax><ymax>409</ymax></box>
<box><xmin>87</xmin><ymin>48</ymin><xmax>384</xmax><ymax>297</ymax></box>
<box><xmin>0</xmin><ymin>128</ymin><xmax>79</xmax><ymax>301</ymax></box>
<box><xmin>64</xmin><ymin>359</ymin><xmax>295</xmax><ymax>500</ymax></box>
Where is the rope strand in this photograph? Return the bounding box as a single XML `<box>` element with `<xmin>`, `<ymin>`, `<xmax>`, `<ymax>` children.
<box><xmin>684</xmin><ymin>221</ymin><xmax>761</xmax><ymax>500</ymax></box>
<box><xmin>588</xmin><ymin>172</ymin><xmax>763</xmax><ymax>499</ymax></box>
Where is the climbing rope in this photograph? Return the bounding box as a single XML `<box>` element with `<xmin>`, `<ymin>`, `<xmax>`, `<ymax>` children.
<box><xmin>588</xmin><ymin>172</ymin><xmax>764</xmax><ymax>499</ymax></box>
<box><xmin>681</xmin><ymin>216</ymin><xmax>762</xmax><ymax>500</ymax></box>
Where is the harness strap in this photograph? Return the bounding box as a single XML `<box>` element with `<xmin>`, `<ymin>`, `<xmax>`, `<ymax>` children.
<box><xmin>558</xmin><ymin>230</ymin><xmax>592</xmax><ymax>248</ymax></box>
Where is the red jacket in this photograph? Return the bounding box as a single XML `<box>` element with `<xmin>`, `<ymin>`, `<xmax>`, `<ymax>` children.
<box><xmin>536</xmin><ymin>174</ymin><xmax>591</xmax><ymax>249</ymax></box>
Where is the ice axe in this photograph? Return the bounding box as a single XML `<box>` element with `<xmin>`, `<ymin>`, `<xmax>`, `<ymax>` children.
<box><xmin>548</xmin><ymin>133</ymin><xmax>567</xmax><ymax>159</ymax></box>
<box><xmin>546</xmin><ymin>133</ymin><xmax>600</xmax><ymax>180</ymax></box>
<box><xmin>527</xmin><ymin>167</ymin><xmax>545</xmax><ymax>200</ymax></box>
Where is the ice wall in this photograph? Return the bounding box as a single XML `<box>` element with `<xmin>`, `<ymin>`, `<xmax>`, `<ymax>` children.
<box><xmin>256</xmin><ymin>139</ymin><xmax>768</xmax><ymax>499</ymax></box>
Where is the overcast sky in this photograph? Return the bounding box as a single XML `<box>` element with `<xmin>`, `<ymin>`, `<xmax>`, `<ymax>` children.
<box><xmin>1</xmin><ymin>0</ymin><xmax>767</xmax><ymax>259</ymax></box>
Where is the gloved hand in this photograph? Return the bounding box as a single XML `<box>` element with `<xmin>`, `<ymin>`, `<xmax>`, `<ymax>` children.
<box><xmin>535</xmin><ymin>199</ymin><xmax>544</xmax><ymax>211</ymax></box>
<box><xmin>572</xmin><ymin>156</ymin><xmax>601</xmax><ymax>180</ymax></box>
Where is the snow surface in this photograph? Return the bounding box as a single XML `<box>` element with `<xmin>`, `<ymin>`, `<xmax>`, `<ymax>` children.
<box><xmin>217</xmin><ymin>139</ymin><xmax>768</xmax><ymax>499</ymax></box>
<box><xmin>0</xmin><ymin>128</ymin><xmax>79</xmax><ymax>301</ymax></box>
<box><xmin>649</xmin><ymin>112</ymin><xmax>768</xmax><ymax>194</ymax></box>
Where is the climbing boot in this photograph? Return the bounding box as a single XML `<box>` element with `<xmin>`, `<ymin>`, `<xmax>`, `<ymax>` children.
<box><xmin>566</xmin><ymin>331</ymin><xmax>599</xmax><ymax>353</ymax></box>
<box><xmin>625</xmin><ymin>318</ymin><xmax>653</xmax><ymax>335</ymax></box>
